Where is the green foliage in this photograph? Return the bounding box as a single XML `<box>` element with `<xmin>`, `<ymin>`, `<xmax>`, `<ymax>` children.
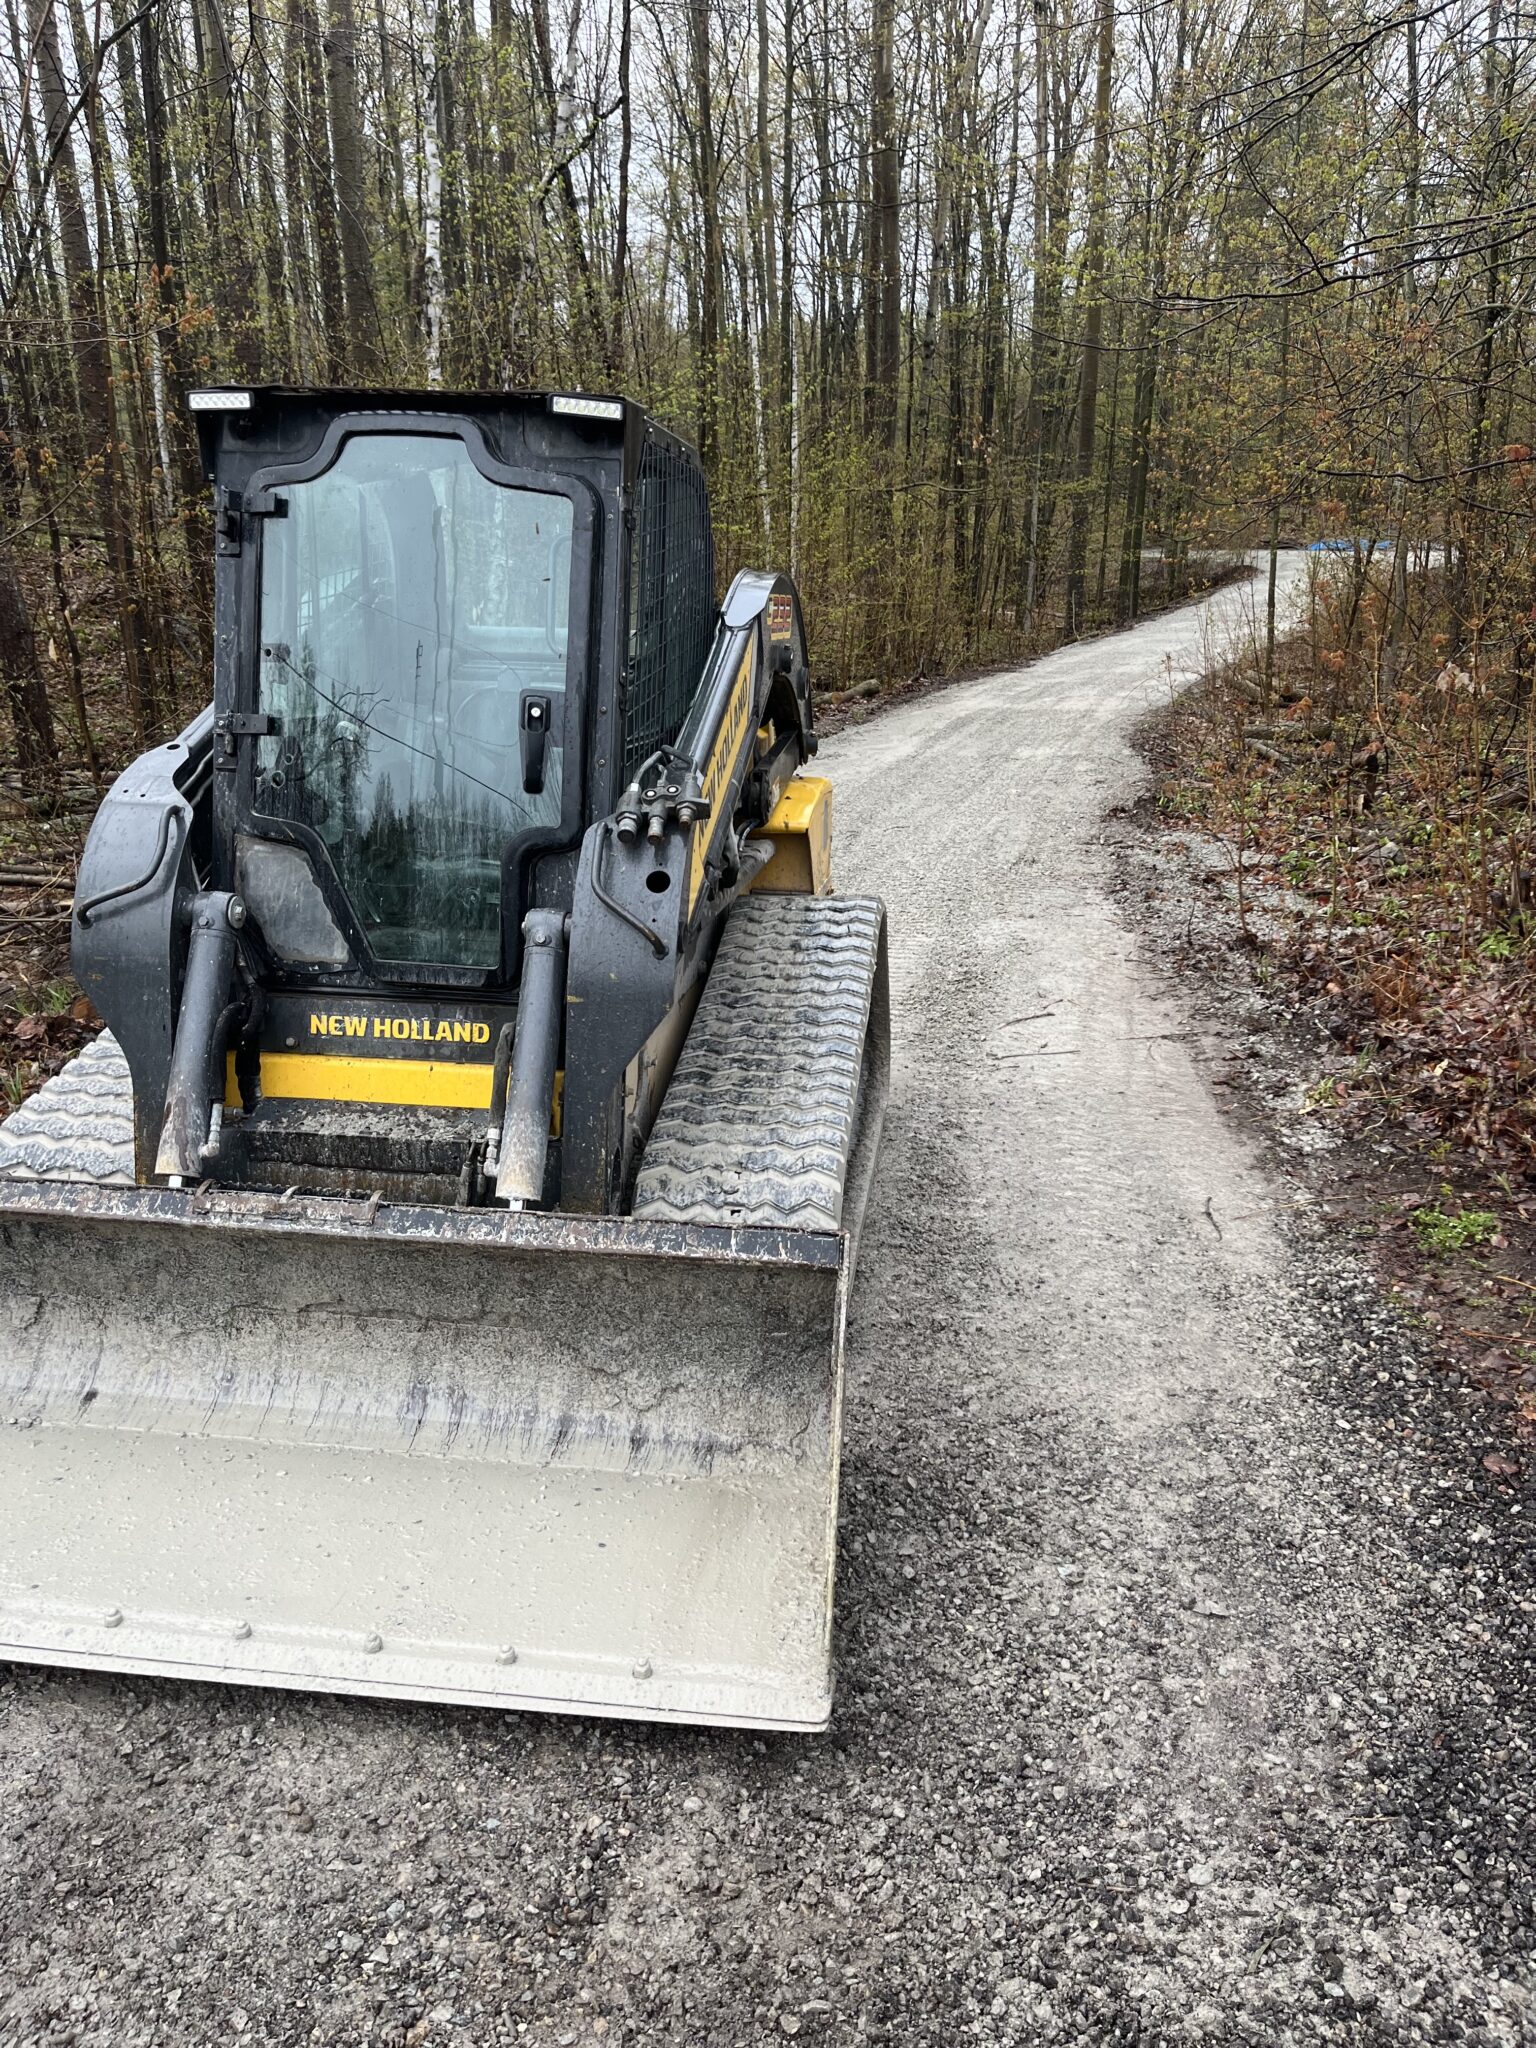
<box><xmin>1280</xmin><ymin>848</ymin><xmax>1315</xmax><ymax>888</ymax></box>
<box><xmin>1411</xmin><ymin>1205</ymin><xmax>1499</xmax><ymax>1254</ymax></box>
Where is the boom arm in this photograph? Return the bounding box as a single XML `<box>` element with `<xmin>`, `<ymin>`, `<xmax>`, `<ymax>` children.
<box><xmin>560</xmin><ymin>571</ymin><xmax>817</xmax><ymax>1212</ymax></box>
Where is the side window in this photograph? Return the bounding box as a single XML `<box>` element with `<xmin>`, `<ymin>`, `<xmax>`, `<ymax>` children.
<box><xmin>622</xmin><ymin>443</ymin><xmax>715</xmax><ymax>779</ymax></box>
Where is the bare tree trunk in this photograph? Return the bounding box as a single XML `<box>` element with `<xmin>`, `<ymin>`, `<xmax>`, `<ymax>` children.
<box><xmin>528</xmin><ymin>0</ymin><xmax>600</xmax><ymax>367</ymax></box>
<box><xmin>778</xmin><ymin>0</ymin><xmax>797</xmax><ymax>566</ymax></box>
<box><xmin>296</xmin><ymin>0</ymin><xmax>347</xmax><ymax>374</ymax></box>
<box><xmin>755</xmin><ymin>0</ymin><xmax>777</xmax><ymax>325</ymax></box>
<box><xmin>194</xmin><ymin>0</ymin><xmax>259</xmax><ymax>374</ymax></box>
<box><xmin>866</xmin><ymin>0</ymin><xmax>898</xmax><ymax>448</ymax></box>
<box><xmin>281</xmin><ymin>0</ymin><xmax>318</xmax><ymax>378</ymax></box>
<box><xmin>372</xmin><ymin>0</ymin><xmax>414</xmax><ymax>323</ymax></box>
<box><xmin>1115</xmin><ymin>317</ymin><xmax>1161</xmax><ymax>625</ymax></box>
<box><xmin>26</xmin><ymin>0</ymin><xmax>159</xmax><ymax>740</ymax></box>
<box><xmin>0</xmin><ymin>527</ymin><xmax>57</xmax><ymax>785</ymax></box>
<box><xmin>1449</xmin><ymin>0</ymin><xmax>1512</xmax><ymax>651</ymax></box>
<box><xmin>138</xmin><ymin>1</ymin><xmax>213</xmax><ymax>672</ymax></box>
<box><xmin>1064</xmin><ymin>0</ymin><xmax>1112</xmax><ymax>634</ymax></box>
<box><xmin>608</xmin><ymin>0</ymin><xmax>632</xmax><ymax>375</ymax></box>
<box><xmin>326</xmin><ymin>0</ymin><xmax>379</xmax><ymax>369</ymax></box>
<box><xmin>1384</xmin><ymin>8</ymin><xmax>1420</xmax><ymax>688</ymax></box>
<box><xmin>687</xmin><ymin>0</ymin><xmax>722</xmax><ymax>461</ymax></box>
<box><xmin>1020</xmin><ymin>0</ymin><xmax>1074</xmax><ymax>631</ymax></box>
<box><xmin>1262</xmin><ymin>294</ymin><xmax>1290</xmax><ymax>702</ymax></box>
<box><xmin>1263</xmin><ymin>0</ymin><xmax>1307</xmax><ymax>699</ymax></box>
<box><xmin>8</xmin><ymin>354</ymin><xmax>99</xmax><ymax>781</ymax></box>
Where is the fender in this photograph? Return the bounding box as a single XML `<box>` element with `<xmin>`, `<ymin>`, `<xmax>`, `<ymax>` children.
<box><xmin>71</xmin><ymin>707</ymin><xmax>214</xmax><ymax>1180</ymax></box>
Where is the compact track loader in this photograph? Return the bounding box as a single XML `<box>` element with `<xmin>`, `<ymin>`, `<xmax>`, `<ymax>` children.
<box><xmin>0</xmin><ymin>389</ymin><xmax>887</xmax><ymax>1730</ymax></box>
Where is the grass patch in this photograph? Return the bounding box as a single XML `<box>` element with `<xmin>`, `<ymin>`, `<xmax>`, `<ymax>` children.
<box><xmin>1410</xmin><ymin>1205</ymin><xmax>1500</xmax><ymax>1255</ymax></box>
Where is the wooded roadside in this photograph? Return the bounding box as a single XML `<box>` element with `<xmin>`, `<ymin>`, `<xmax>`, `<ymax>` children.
<box><xmin>0</xmin><ymin>0</ymin><xmax>1530</xmax><ymax>799</ymax></box>
<box><xmin>1150</xmin><ymin>547</ymin><xmax>1536</xmax><ymax>1429</ymax></box>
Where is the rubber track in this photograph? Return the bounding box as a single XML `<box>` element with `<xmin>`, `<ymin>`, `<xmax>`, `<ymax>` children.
<box><xmin>0</xmin><ymin>1032</ymin><xmax>136</xmax><ymax>1185</ymax></box>
<box><xmin>632</xmin><ymin>893</ymin><xmax>883</xmax><ymax>1234</ymax></box>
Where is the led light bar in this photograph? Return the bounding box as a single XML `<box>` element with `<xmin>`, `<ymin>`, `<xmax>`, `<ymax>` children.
<box><xmin>188</xmin><ymin>389</ymin><xmax>253</xmax><ymax>413</ymax></box>
<box><xmin>549</xmin><ymin>394</ymin><xmax>624</xmax><ymax>422</ymax></box>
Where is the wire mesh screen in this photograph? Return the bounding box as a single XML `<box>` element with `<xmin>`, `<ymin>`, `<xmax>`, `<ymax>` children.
<box><xmin>623</xmin><ymin>442</ymin><xmax>715</xmax><ymax>780</ymax></box>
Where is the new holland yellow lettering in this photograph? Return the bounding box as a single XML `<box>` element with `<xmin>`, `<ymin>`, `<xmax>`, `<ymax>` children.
<box><xmin>319</xmin><ymin>1009</ymin><xmax>491</xmax><ymax>1051</ymax></box>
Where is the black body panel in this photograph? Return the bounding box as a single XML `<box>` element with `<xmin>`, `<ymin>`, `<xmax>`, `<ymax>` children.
<box><xmin>74</xmin><ymin>390</ymin><xmax>817</xmax><ymax>1214</ymax></box>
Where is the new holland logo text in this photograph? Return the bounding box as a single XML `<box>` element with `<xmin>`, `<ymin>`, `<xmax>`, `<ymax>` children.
<box><xmin>309</xmin><ymin>1013</ymin><xmax>492</xmax><ymax>1046</ymax></box>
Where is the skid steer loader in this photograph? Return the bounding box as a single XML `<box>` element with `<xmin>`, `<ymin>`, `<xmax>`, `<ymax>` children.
<box><xmin>0</xmin><ymin>388</ymin><xmax>887</xmax><ymax>1731</ymax></box>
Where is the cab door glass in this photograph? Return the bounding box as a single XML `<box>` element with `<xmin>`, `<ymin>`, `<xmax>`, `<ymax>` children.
<box><xmin>255</xmin><ymin>433</ymin><xmax>573</xmax><ymax>971</ymax></box>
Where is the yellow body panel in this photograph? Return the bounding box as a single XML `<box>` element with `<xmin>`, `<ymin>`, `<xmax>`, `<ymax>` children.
<box><xmin>227</xmin><ymin>1052</ymin><xmax>494</xmax><ymax>1110</ymax></box>
<box><xmin>686</xmin><ymin>647</ymin><xmax>756</xmax><ymax>914</ymax></box>
<box><xmin>225</xmin><ymin>1054</ymin><xmax>564</xmax><ymax>1132</ymax></box>
<box><xmin>749</xmin><ymin>775</ymin><xmax>833</xmax><ymax>895</ymax></box>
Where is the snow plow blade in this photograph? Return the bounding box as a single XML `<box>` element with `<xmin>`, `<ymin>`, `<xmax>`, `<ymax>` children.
<box><xmin>0</xmin><ymin>1185</ymin><xmax>852</xmax><ymax>1730</ymax></box>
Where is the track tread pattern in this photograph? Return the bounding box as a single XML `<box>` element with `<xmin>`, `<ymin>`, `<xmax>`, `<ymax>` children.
<box><xmin>633</xmin><ymin>893</ymin><xmax>883</xmax><ymax>1233</ymax></box>
<box><xmin>0</xmin><ymin>1033</ymin><xmax>136</xmax><ymax>1185</ymax></box>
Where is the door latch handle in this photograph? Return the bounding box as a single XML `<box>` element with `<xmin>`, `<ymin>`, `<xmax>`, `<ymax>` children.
<box><xmin>520</xmin><ymin>693</ymin><xmax>553</xmax><ymax>795</ymax></box>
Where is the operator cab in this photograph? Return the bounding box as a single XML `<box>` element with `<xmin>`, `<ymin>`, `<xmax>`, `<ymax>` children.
<box><xmin>193</xmin><ymin>387</ymin><xmax>714</xmax><ymax>996</ymax></box>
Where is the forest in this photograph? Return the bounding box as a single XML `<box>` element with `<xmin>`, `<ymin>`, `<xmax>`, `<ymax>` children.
<box><xmin>0</xmin><ymin>0</ymin><xmax>1529</xmax><ymax>788</ymax></box>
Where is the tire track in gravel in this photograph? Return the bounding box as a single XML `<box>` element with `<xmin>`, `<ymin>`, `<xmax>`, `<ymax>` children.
<box><xmin>1</xmin><ymin>565</ymin><xmax>1530</xmax><ymax>2048</ymax></box>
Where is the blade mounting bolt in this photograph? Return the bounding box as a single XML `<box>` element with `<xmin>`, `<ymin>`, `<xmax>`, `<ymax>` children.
<box><xmin>632</xmin><ymin>1657</ymin><xmax>652</xmax><ymax>1680</ymax></box>
<box><xmin>231</xmin><ymin>1621</ymin><xmax>252</xmax><ymax>1640</ymax></box>
<box><xmin>103</xmin><ymin>1607</ymin><xmax>123</xmax><ymax>1628</ymax></box>
<box><xmin>362</xmin><ymin>1631</ymin><xmax>383</xmax><ymax>1654</ymax></box>
<box><xmin>496</xmin><ymin>1645</ymin><xmax>518</xmax><ymax>1665</ymax></box>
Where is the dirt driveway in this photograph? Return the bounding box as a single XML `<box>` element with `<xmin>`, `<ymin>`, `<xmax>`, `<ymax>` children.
<box><xmin>2</xmin><ymin>569</ymin><xmax>1530</xmax><ymax>2047</ymax></box>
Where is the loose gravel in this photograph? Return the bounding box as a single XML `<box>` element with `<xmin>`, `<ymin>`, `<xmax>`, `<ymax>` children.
<box><xmin>2</xmin><ymin>567</ymin><xmax>1531</xmax><ymax>2046</ymax></box>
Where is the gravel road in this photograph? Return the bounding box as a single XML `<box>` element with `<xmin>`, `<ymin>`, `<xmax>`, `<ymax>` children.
<box><xmin>3</xmin><ymin>571</ymin><xmax>1532</xmax><ymax>2047</ymax></box>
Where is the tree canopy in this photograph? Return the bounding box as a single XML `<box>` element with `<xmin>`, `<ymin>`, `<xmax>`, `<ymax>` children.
<box><xmin>0</xmin><ymin>0</ymin><xmax>1531</xmax><ymax>773</ymax></box>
